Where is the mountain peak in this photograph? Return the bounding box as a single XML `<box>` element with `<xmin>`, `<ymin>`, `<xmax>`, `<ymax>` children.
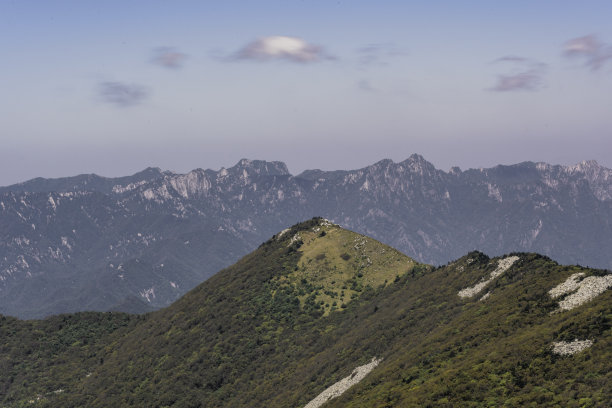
<box><xmin>408</xmin><ymin>153</ymin><xmax>427</xmax><ymax>162</ymax></box>
<box><xmin>231</xmin><ymin>159</ymin><xmax>290</xmax><ymax>176</ymax></box>
<box><xmin>136</xmin><ymin>166</ymin><xmax>164</xmax><ymax>176</ymax></box>
<box><xmin>268</xmin><ymin>217</ymin><xmax>421</xmax><ymax>316</ymax></box>
<box><xmin>568</xmin><ymin>159</ymin><xmax>603</xmax><ymax>173</ymax></box>
<box><xmin>565</xmin><ymin>159</ymin><xmax>612</xmax><ymax>201</ymax></box>
<box><xmin>401</xmin><ymin>153</ymin><xmax>431</xmax><ymax>165</ymax></box>
<box><xmin>399</xmin><ymin>154</ymin><xmax>437</xmax><ymax>174</ymax></box>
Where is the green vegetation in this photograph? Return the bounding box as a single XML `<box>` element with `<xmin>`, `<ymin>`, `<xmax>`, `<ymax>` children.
<box><xmin>0</xmin><ymin>219</ymin><xmax>610</xmax><ymax>407</ymax></box>
<box><xmin>0</xmin><ymin>312</ymin><xmax>136</xmax><ymax>405</ymax></box>
<box><xmin>324</xmin><ymin>253</ymin><xmax>611</xmax><ymax>407</ymax></box>
<box><xmin>272</xmin><ymin>220</ymin><xmax>418</xmax><ymax>315</ymax></box>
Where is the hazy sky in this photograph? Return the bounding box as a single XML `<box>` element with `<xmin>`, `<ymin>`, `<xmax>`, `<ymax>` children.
<box><xmin>2</xmin><ymin>1</ymin><xmax>612</xmax><ymax>185</ymax></box>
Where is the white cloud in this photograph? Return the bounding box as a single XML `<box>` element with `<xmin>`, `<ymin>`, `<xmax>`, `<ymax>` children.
<box><xmin>235</xmin><ymin>36</ymin><xmax>331</xmax><ymax>63</ymax></box>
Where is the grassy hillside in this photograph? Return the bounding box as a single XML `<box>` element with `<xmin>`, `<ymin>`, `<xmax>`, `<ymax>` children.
<box><xmin>273</xmin><ymin>219</ymin><xmax>417</xmax><ymax>315</ymax></box>
<box><xmin>323</xmin><ymin>253</ymin><xmax>611</xmax><ymax>407</ymax></box>
<box><xmin>0</xmin><ymin>218</ymin><xmax>610</xmax><ymax>407</ymax></box>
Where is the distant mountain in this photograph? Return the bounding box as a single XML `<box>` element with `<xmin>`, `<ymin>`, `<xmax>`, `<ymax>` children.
<box><xmin>1</xmin><ymin>156</ymin><xmax>611</xmax><ymax>318</ymax></box>
<box><xmin>1</xmin><ymin>219</ymin><xmax>610</xmax><ymax>407</ymax></box>
<box><xmin>0</xmin><ymin>167</ymin><xmax>166</xmax><ymax>195</ymax></box>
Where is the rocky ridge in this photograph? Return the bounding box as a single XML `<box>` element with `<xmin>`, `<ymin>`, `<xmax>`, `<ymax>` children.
<box><xmin>1</xmin><ymin>156</ymin><xmax>612</xmax><ymax>317</ymax></box>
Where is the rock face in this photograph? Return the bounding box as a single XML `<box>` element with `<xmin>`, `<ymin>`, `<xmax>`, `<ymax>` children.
<box><xmin>458</xmin><ymin>256</ymin><xmax>520</xmax><ymax>298</ymax></box>
<box><xmin>303</xmin><ymin>358</ymin><xmax>381</xmax><ymax>408</ymax></box>
<box><xmin>552</xmin><ymin>340</ymin><xmax>594</xmax><ymax>355</ymax></box>
<box><xmin>549</xmin><ymin>273</ymin><xmax>612</xmax><ymax>311</ymax></box>
<box><xmin>1</xmin><ymin>156</ymin><xmax>612</xmax><ymax>318</ymax></box>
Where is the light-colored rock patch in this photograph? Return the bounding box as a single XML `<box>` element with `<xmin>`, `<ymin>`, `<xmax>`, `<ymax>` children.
<box><xmin>303</xmin><ymin>358</ymin><xmax>381</xmax><ymax>408</ymax></box>
<box><xmin>277</xmin><ymin>228</ymin><xmax>290</xmax><ymax>239</ymax></box>
<box><xmin>552</xmin><ymin>339</ymin><xmax>593</xmax><ymax>355</ymax></box>
<box><xmin>458</xmin><ymin>256</ymin><xmax>520</xmax><ymax>298</ymax></box>
<box><xmin>288</xmin><ymin>233</ymin><xmax>302</xmax><ymax>246</ymax></box>
<box><xmin>139</xmin><ymin>287</ymin><xmax>156</xmax><ymax>303</ymax></box>
<box><xmin>458</xmin><ymin>281</ymin><xmax>489</xmax><ymax>298</ymax></box>
<box><xmin>480</xmin><ymin>292</ymin><xmax>491</xmax><ymax>301</ymax></box>
<box><xmin>556</xmin><ymin>275</ymin><xmax>612</xmax><ymax>311</ymax></box>
<box><xmin>112</xmin><ymin>180</ymin><xmax>147</xmax><ymax>194</ymax></box>
<box><xmin>549</xmin><ymin>273</ymin><xmax>585</xmax><ymax>299</ymax></box>
<box><xmin>320</xmin><ymin>218</ymin><xmax>335</xmax><ymax>227</ymax></box>
<box><xmin>489</xmin><ymin>256</ymin><xmax>520</xmax><ymax>279</ymax></box>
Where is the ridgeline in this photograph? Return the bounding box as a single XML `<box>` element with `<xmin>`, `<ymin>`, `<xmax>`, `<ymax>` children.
<box><xmin>1</xmin><ymin>218</ymin><xmax>610</xmax><ymax>407</ymax></box>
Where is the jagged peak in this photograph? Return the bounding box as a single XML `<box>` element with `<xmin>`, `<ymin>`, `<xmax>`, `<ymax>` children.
<box><xmin>407</xmin><ymin>153</ymin><xmax>427</xmax><ymax>162</ymax></box>
<box><xmin>399</xmin><ymin>154</ymin><xmax>437</xmax><ymax>173</ymax></box>
<box><xmin>535</xmin><ymin>162</ymin><xmax>552</xmax><ymax>171</ymax></box>
<box><xmin>152</xmin><ymin>160</ymin><xmax>291</xmax><ymax>193</ymax></box>
<box><xmin>567</xmin><ymin>159</ymin><xmax>604</xmax><ymax>173</ymax></box>
<box><xmin>230</xmin><ymin>159</ymin><xmax>290</xmax><ymax>176</ymax></box>
<box><xmin>401</xmin><ymin>153</ymin><xmax>432</xmax><ymax>166</ymax></box>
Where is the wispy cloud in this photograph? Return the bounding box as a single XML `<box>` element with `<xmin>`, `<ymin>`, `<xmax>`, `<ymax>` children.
<box><xmin>151</xmin><ymin>47</ymin><xmax>188</xmax><ymax>69</ymax></box>
<box><xmin>234</xmin><ymin>36</ymin><xmax>333</xmax><ymax>63</ymax></box>
<box><xmin>490</xmin><ymin>72</ymin><xmax>542</xmax><ymax>92</ymax></box>
<box><xmin>356</xmin><ymin>43</ymin><xmax>407</xmax><ymax>66</ymax></box>
<box><xmin>563</xmin><ymin>34</ymin><xmax>612</xmax><ymax>71</ymax></box>
<box><xmin>98</xmin><ymin>81</ymin><xmax>149</xmax><ymax>107</ymax></box>
<box><xmin>489</xmin><ymin>56</ymin><xmax>547</xmax><ymax>92</ymax></box>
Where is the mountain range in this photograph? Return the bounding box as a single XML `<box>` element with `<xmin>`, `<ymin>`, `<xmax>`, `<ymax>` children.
<box><xmin>1</xmin><ymin>219</ymin><xmax>610</xmax><ymax>407</ymax></box>
<box><xmin>1</xmin><ymin>155</ymin><xmax>611</xmax><ymax>318</ymax></box>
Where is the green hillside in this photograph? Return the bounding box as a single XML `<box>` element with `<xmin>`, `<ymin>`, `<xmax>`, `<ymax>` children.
<box><xmin>0</xmin><ymin>218</ymin><xmax>610</xmax><ymax>407</ymax></box>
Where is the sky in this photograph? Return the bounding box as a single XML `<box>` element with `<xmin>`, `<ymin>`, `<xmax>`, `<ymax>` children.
<box><xmin>1</xmin><ymin>1</ymin><xmax>612</xmax><ymax>185</ymax></box>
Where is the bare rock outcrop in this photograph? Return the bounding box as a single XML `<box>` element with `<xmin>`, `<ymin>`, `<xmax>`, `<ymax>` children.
<box><xmin>304</xmin><ymin>358</ymin><xmax>381</xmax><ymax>408</ymax></box>
<box><xmin>552</xmin><ymin>339</ymin><xmax>593</xmax><ymax>355</ymax></box>
<box><xmin>458</xmin><ymin>256</ymin><xmax>520</xmax><ymax>298</ymax></box>
<box><xmin>549</xmin><ymin>273</ymin><xmax>612</xmax><ymax>311</ymax></box>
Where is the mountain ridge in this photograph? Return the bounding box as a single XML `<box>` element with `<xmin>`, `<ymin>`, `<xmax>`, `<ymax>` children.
<box><xmin>0</xmin><ymin>219</ymin><xmax>610</xmax><ymax>407</ymax></box>
<box><xmin>3</xmin><ymin>155</ymin><xmax>611</xmax><ymax>198</ymax></box>
<box><xmin>1</xmin><ymin>155</ymin><xmax>611</xmax><ymax>318</ymax></box>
